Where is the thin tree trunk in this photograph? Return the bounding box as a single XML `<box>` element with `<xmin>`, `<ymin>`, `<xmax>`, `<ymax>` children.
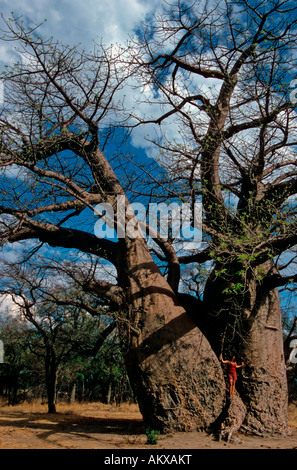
<box><xmin>70</xmin><ymin>382</ymin><xmax>76</xmax><ymax>404</ymax></box>
<box><xmin>107</xmin><ymin>382</ymin><xmax>112</xmax><ymax>405</ymax></box>
<box><xmin>45</xmin><ymin>354</ymin><xmax>57</xmax><ymax>414</ymax></box>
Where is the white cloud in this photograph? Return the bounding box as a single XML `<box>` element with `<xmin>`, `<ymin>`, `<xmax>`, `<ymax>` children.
<box><xmin>0</xmin><ymin>0</ymin><xmax>161</xmax><ymax>150</ymax></box>
<box><xmin>0</xmin><ymin>293</ymin><xmax>24</xmax><ymax>320</ymax></box>
<box><xmin>0</xmin><ymin>0</ymin><xmax>157</xmax><ymax>54</ymax></box>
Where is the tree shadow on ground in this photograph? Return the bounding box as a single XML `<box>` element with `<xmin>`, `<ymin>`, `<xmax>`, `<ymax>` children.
<box><xmin>0</xmin><ymin>409</ymin><xmax>146</xmax><ymax>446</ymax></box>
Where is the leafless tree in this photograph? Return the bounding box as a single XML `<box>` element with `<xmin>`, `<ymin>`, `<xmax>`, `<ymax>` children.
<box><xmin>0</xmin><ymin>258</ymin><xmax>116</xmax><ymax>413</ymax></box>
<box><xmin>128</xmin><ymin>0</ymin><xmax>297</xmax><ymax>434</ymax></box>
<box><xmin>1</xmin><ymin>1</ymin><xmax>297</xmax><ymax>435</ymax></box>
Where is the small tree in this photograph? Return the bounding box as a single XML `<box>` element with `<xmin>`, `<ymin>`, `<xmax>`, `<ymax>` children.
<box><xmin>0</xmin><ymin>260</ymin><xmax>116</xmax><ymax>413</ymax></box>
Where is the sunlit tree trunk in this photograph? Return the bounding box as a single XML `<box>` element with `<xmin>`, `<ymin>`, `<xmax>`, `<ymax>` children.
<box><xmin>203</xmin><ymin>264</ymin><xmax>288</xmax><ymax>435</ymax></box>
<box><xmin>240</xmin><ymin>288</ymin><xmax>288</xmax><ymax>434</ymax></box>
<box><xmin>118</xmin><ymin>237</ymin><xmax>225</xmax><ymax>432</ymax></box>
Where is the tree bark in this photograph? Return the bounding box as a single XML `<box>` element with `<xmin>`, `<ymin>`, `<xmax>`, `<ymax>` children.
<box><xmin>219</xmin><ymin>395</ymin><xmax>247</xmax><ymax>443</ymax></box>
<box><xmin>70</xmin><ymin>382</ymin><xmax>76</xmax><ymax>404</ymax></box>
<box><xmin>240</xmin><ymin>288</ymin><xmax>288</xmax><ymax>435</ymax></box>
<box><xmin>118</xmin><ymin>237</ymin><xmax>225</xmax><ymax>432</ymax></box>
<box><xmin>106</xmin><ymin>382</ymin><xmax>112</xmax><ymax>405</ymax></box>
<box><xmin>200</xmin><ymin>260</ymin><xmax>289</xmax><ymax>436</ymax></box>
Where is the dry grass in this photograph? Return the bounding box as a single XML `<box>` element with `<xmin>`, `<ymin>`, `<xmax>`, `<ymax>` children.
<box><xmin>0</xmin><ymin>398</ymin><xmax>142</xmax><ymax>420</ymax></box>
<box><xmin>0</xmin><ymin>397</ymin><xmax>296</xmax><ymax>424</ymax></box>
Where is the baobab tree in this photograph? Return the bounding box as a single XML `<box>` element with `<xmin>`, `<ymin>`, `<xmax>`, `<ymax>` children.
<box><xmin>0</xmin><ymin>14</ymin><xmax>224</xmax><ymax>433</ymax></box>
<box><xmin>0</xmin><ymin>0</ymin><xmax>297</xmax><ymax>436</ymax></box>
<box><xmin>129</xmin><ymin>0</ymin><xmax>297</xmax><ymax>434</ymax></box>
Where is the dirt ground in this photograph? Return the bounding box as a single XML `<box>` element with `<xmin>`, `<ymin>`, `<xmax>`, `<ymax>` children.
<box><xmin>0</xmin><ymin>400</ymin><xmax>296</xmax><ymax>450</ymax></box>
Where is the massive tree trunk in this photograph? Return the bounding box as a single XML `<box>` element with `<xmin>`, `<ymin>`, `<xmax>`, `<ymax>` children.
<box><xmin>118</xmin><ymin>237</ymin><xmax>225</xmax><ymax>433</ymax></box>
<box><xmin>240</xmin><ymin>288</ymin><xmax>288</xmax><ymax>435</ymax></box>
<box><xmin>202</xmin><ymin>263</ymin><xmax>289</xmax><ymax>436</ymax></box>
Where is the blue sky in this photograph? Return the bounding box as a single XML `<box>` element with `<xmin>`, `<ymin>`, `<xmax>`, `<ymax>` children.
<box><xmin>0</xmin><ymin>0</ymin><xmax>296</xmax><ymax>319</ymax></box>
<box><xmin>0</xmin><ymin>0</ymin><xmax>177</xmax><ymax>161</ymax></box>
